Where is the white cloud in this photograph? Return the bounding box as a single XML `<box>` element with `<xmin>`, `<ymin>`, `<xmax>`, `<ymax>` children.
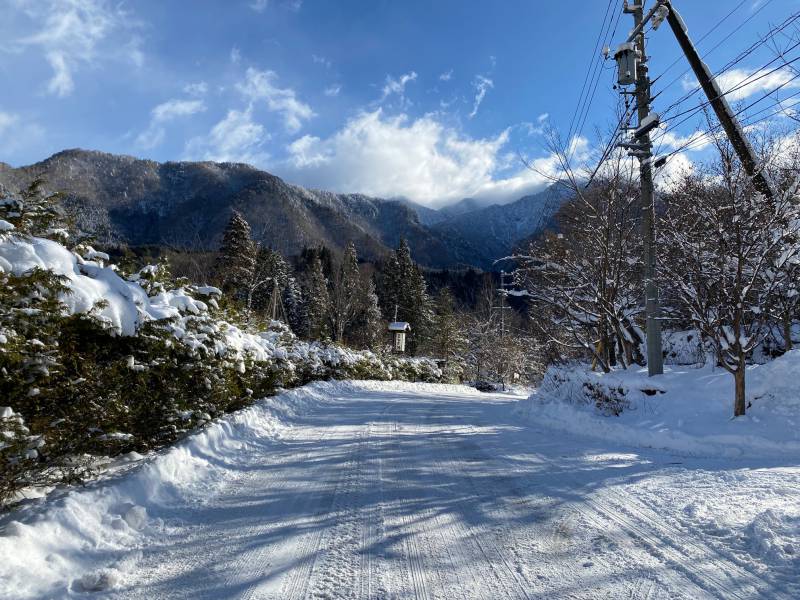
<box><xmin>312</xmin><ymin>54</ymin><xmax>332</xmax><ymax>69</ymax></box>
<box><xmin>136</xmin><ymin>99</ymin><xmax>206</xmax><ymax>149</ymax></box>
<box><xmin>230</xmin><ymin>47</ymin><xmax>242</xmax><ymax>64</ymax></box>
<box><xmin>381</xmin><ymin>71</ymin><xmax>418</xmax><ymax>100</ymax></box>
<box><xmin>250</xmin><ymin>0</ymin><xmax>268</xmax><ymax>12</ymax></box>
<box><xmin>0</xmin><ymin>109</ymin><xmax>46</xmax><ymax>158</ymax></box>
<box><xmin>281</xmin><ymin>109</ymin><xmax>559</xmax><ymax>207</ymax></box>
<box><xmin>185</xmin><ymin>108</ymin><xmax>269</xmax><ymax>165</ymax></box>
<box><xmin>45</xmin><ymin>51</ymin><xmax>73</xmax><ymax>96</ymax></box>
<box><xmin>682</xmin><ymin>67</ymin><xmax>800</xmax><ymax>103</ymax></box>
<box><xmin>653</xmin><ymin>127</ymin><xmax>712</xmax><ymax>153</ymax></box>
<box><xmin>655</xmin><ymin>152</ymin><xmax>695</xmax><ymax>190</ymax></box>
<box><xmin>183</xmin><ymin>81</ymin><xmax>209</xmax><ymax>97</ymax></box>
<box><xmin>0</xmin><ymin>111</ymin><xmax>18</xmax><ymax>136</ymax></box>
<box><xmin>237</xmin><ymin>67</ymin><xmax>314</xmax><ymax>133</ymax></box>
<box><xmin>11</xmin><ymin>0</ymin><xmax>141</xmax><ymax>98</ymax></box>
<box><xmin>537</xmin><ymin>112</ymin><xmax>549</xmax><ymax>123</ymax></box>
<box><xmin>152</xmin><ymin>99</ymin><xmax>205</xmax><ymax>122</ymax></box>
<box><xmin>324</xmin><ymin>84</ymin><xmax>341</xmax><ymax>97</ymax></box>
<box><xmin>469</xmin><ymin>75</ymin><xmax>493</xmax><ymax>118</ymax></box>
<box><xmin>439</xmin><ymin>69</ymin><xmax>453</xmax><ymax>82</ymax></box>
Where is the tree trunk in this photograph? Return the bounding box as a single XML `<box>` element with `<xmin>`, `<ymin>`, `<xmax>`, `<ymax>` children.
<box><xmin>733</xmin><ymin>360</ymin><xmax>746</xmax><ymax>417</ymax></box>
<box><xmin>784</xmin><ymin>316</ymin><xmax>793</xmax><ymax>352</ymax></box>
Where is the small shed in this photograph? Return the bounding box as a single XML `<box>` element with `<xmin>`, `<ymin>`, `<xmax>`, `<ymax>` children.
<box><xmin>388</xmin><ymin>321</ymin><xmax>411</xmax><ymax>353</ymax></box>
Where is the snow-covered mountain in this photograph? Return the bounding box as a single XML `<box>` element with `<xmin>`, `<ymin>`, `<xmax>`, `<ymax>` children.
<box><xmin>0</xmin><ymin>150</ymin><xmax>569</xmax><ymax>269</ymax></box>
<box><xmin>421</xmin><ymin>185</ymin><xmax>572</xmax><ymax>269</ymax></box>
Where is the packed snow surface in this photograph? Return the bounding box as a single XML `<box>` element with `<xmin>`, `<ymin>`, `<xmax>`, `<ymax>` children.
<box><xmin>517</xmin><ymin>351</ymin><xmax>800</xmax><ymax>459</ymax></box>
<box><xmin>1</xmin><ymin>380</ymin><xmax>799</xmax><ymax>599</ymax></box>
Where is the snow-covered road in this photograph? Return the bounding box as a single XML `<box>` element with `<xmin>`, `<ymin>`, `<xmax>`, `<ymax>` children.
<box><xmin>82</xmin><ymin>382</ymin><xmax>795</xmax><ymax>600</ymax></box>
<box><xmin>5</xmin><ymin>381</ymin><xmax>799</xmax><ymax>599</ymax></box>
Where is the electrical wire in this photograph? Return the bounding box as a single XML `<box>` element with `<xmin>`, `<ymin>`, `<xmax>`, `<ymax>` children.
<box><xmin>652</xmin><ymin>24</ymin><xmax>800</xmax><ymax>158</ymax></box>
<box><xmin>656</xmin><ymin>50</ymin><xmax>800</xmax><ymax>133</ymax></box>
<box><xmin>651</xmin><ymin>0</ymin><xmax>752</xmax><ymax>86</ymax></box>
<box><xmin>652</xmin><ymin>0</ymin><xmax>777</xmax><ymax>98</ymax></box>
<box><xmin>655</xmin><ymin>82</ymin><xmax>800</xmax><ymax>171</ymax></box>
<box><xmin>567</xmin><ymin>0</ymin><xmax>616</xmax><ymax>145</ymax></box>
<box><xmin>653</xmin><ymin>8</ymin><xmax>800</xmax><ymax>131</ymax></box>
<box><xmin>573</xmin><ymin>1</ymin><xmax>623</xmax><ymax>149</ymax></box>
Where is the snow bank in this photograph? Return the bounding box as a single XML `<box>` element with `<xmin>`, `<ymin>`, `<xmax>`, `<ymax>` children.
<box><xmin>0</xmin><ymin>382</ymin><xmax>336</xmax><ymax>599</ymax></box>
<box><xmin>516</xmin><ymin>352</ymin><xmax>800</xmax><ymax>459</ymax></box>
<box><xmin>745</xmin><ymin>509</ymin><xmax>800</xmax><ymax>568</ymax></box>
<box><xmin>336</xmin><ymin>379</ymin><xmax>485</xmax><ymax>396</ymax></box>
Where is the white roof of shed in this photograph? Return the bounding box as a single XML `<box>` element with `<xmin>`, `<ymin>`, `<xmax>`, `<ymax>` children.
<box><xmin>388</xmin><ymin>321</ymin><xmax>411</xmax><ymax>332</ymax></box>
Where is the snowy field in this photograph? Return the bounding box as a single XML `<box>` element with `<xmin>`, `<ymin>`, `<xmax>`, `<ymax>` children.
<box><xmin>1</xmin><ymin>380</ymin><xmax>799</xmax><ymax>599</ymax></box>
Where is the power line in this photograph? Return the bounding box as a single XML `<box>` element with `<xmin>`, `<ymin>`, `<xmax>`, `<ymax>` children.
<box><xmin>575</xmin><ymin>5</ymin><xmax>624</xmax><ymax>145</ymax></box>
<box><xmin>570</xmin><ymin>1</ymin><xmax>622</xmax><ymax>155</ymax></box>
<box><xmin>652</xmin><ymin>41</ymin><xmax>800</xmax><ymax>157</ymax></box>
<box><xmin>567</xmin><ymin>0</ymin><xmax>616</xmax><ymax>145</ymax></box>
<box><xmin>656</xmin><ymin>83</ymin><xmax>800</xmax><ymax>171</ymax></box>
<box><xmin>652</xmin><ymin>0</ymin><xmax>778</xmax><ymax>98</ymax></box>
<box><xmin>584</xmin><ymin>100</ymin><xmax>638</xmax><ymax>189</ymax></box>
<box><xmin>651</xmin><ymin>0</ymin><xmax>751</xmax><ymax>86</ymax></box>
<box><xmin>654</xmin><ymin>8</ymin><xmax>800</xmax><ymax>130</ymax></box>
<box><xmin>655</xmin><ymin>50</ymin><xmax>800</xmax><ymax>137</ymax></box>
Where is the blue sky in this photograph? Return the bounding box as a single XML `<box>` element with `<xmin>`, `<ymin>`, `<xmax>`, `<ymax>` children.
<box><xmin>0</xmin><ymin>0</ymin><xmax>798</xmax><ymax>206</ymax></box>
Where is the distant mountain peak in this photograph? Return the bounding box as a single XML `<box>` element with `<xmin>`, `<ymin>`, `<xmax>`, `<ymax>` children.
<box><xmin>0</xmin><ymin>150</ymin><xmax>571</xmax><ymax>271</ymax></box>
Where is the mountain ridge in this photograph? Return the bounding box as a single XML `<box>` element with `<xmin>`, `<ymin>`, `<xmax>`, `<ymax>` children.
<box><xmin>0</xmin><ymin>149</ymin><xmax>569</xmax><ymax>270</ymax></box>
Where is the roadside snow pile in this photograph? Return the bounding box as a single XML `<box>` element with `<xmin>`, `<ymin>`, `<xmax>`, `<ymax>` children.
<box><xmin>337</xmin><ymin>378</ymin><xmax>486</xmax><ymax>396</ymax></box>
<box><xmin>745</xmin><ymin>509</ymin><xmax>800</xmax><ymax>568</ymax></box>
<box><xmin>516</xmin><ymin>351</ymin><xmax>800</xmax><ymax>458</ymax></box>
<box><xmin>0</xmin><ymin>382</ymin><xmax>334</xmax><ymax>599</ymax></box>
<box><xmin>0</xmin><ymin>230</ymin><xmax>441</xmax><ymax>509</ymax></box>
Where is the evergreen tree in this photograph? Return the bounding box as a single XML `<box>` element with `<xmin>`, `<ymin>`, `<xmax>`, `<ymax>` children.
<box><xmin>216</xmin><ymin>211</ymin><xmax>256</xmax><ymax>302</ymax></box>
<box><xmin>330</xmin><ymin>242</ymin><xmax>362</xmax><ymax>343</ymax></box>
<box><xmin>378</xmin><ymin>239</ymin><xmax>434</xmax><ymax>354</ymax></box>
<box><xmin>304</xmin><ymin>256</ymin><xmax>331</xmax><ymax>340</ymax></box>
<box><xmin>2</xmin><ymin>179</ymin><xmax>67</xmax><ymax>242</ymax></box>
<box><xmin>249</xmin><ymin>245</ymin><xmax>294</xmax><ymax>319</ymax></box>
<box><xmin>430</xmin><ymin>288</ymin><xmax>467</xmax><ymax>359</ymax></box>
<box><xmin>249</xmin><ymin>245</ymin><xmax>275</xmax><ymax>313</ymax></box>
<box><xmin>283</xmin><ymin>277</ymin><xmax>306</xmax><ymax>335</ymax></box>
<box><xmin>351</xmin><ymin>278</ymin><xmax>384</xmax><ymax>350</ymax></box>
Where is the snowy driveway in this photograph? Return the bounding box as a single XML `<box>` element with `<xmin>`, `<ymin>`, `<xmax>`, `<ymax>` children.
<box><xmin>77</xmin><ymin>382</ymin><xmax>796</xmax><ymax>600</ymax></box>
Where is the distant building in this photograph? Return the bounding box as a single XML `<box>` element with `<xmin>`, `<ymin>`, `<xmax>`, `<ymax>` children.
<box><xmin>388</xmin><ymin>321</ymin><xmax>411</xmax><ymax>353</ymax></box>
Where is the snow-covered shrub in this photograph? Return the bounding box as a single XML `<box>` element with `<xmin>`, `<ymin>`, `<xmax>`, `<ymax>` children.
<box><xmin>538</xmin><ymin>364</ymin><xmax>664</xmax><ymax>417</ymax></box>
<box><xmin>0</xmin><ymin>208</ymin><xmax>443</xmax><ymax>504</ymax></box>
<box><xmin>0</xmin><ymin>407</ymin><xmax>44</xmax><ymax>503</ymax></box>
<box><xmin>662</xmin><ymin>329</ymin><xmax>706</xmax><ymax>366</ymax></box>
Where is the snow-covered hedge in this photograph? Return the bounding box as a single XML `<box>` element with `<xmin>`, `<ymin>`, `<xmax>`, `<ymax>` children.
<box><xmin>0</xmin><ymin>230</ymin><xmax>441</xmax><ymax>504</ymax></box>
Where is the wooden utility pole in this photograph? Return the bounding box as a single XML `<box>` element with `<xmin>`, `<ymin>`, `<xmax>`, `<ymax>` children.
<box><xmin>610</xmin><ymin>0</ymin><xmax>777</xmax><ymax>375</ymax></box>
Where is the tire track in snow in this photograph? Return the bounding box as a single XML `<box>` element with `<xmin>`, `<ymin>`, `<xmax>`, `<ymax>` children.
<box><xmin>432</xmin><ymin>421</ymin><xmax>672</xmax><ymax>599</ymax></box>
<box><xmin>424</xmin><ymin>429</ymin><xmax>535</xmax><ymax>600</ymax></box>
<box><xmin>223</xmin><ymin>427</ymin><xmax>344</xmax><ymax>600</ymax></box>
<box><xmin>398</xmin><ymin>412</ymin><xmax>532</xmax><ymax>600</ymax></box>
<box><xmin>274</xmin><ymin>426</ymin><xmax>368</xmax><ymax>600</ymax></box>
<box><xmin>303</xmin><ymin>427</ymin><xmax>371</xmax><ymax>600</ymax></box>
<box><xmin>581</xmin><ymin>483</ymin><xmax>784</xmax><ymax>600</ymax></box>
<box><xmin>486</xmin><ymin>429</ymin><xmax>778</xmax><ymax>600</ymax></box>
